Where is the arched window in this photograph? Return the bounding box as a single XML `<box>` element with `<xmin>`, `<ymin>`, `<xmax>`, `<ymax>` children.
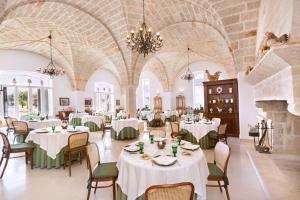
<box><xmin>193</xmin><ymin>71</ymin><xmax>205</xmax><ymax>109</ymax></box>
<box><xmin>94</xmin><ymin>82</ymin><xmax>114</xmax><ymax>112</ymax></box>
<box><xmin>0</xmin><ymin>70</ymin><xmax>53</xmax><ymax>118</ymax></box>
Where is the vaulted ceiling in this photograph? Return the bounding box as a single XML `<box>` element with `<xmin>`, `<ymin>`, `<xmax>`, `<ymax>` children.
<box><xmin>0</xmin><ymin>0</ymin><xmax>260</xmax><ymax>91</ymax></box>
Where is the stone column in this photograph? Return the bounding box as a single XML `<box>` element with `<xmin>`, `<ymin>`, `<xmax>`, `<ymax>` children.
<box><xmin>123</xmin><ymin>85</ymin><xmax>137</xmax><ymax>118</ymax></box>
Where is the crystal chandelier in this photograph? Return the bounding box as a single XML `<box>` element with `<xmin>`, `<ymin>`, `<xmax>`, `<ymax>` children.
<box><xmin>181</xmin><ymin>48</ymin><xmax>194</xmax><ymax>81</ymax></box>
<box><xmin>36</xmin><ymin>31</ymin><xmax>64</xmax><ymax>78</ymax></box>
<box><xmin>126</xmin><ymin>0</ymin><xmax>163</xmax><ymax>57</ymax></box>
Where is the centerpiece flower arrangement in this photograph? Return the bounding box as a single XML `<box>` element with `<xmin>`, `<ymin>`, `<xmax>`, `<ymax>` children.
<box><xmin>117</xmin><ymin>111</ymin><xmax>128</xmax><ymax>120</ymax></box>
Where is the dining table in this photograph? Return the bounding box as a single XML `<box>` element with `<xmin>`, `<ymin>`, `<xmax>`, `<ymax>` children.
<box><xmin>68</xmin><ymin>112</ymin><xmax>89</xmax><ymax>126</ymax></box>
<box><xmin>116</xmin><ymin>138</ymin><xmax>209</xmax><ymax>200</ymax></box>
<box><xmin>180</xmin><ymin>120</ymin><xmax>218</xmax><ymax>149</ymax></box>
<box><xmin>26</xmin><ymin>119</ymin><xmax>62</xmax><ymax>130</ymax></box>
<box><xmin>164</xmin><ymin>110</ymin><xmax>178</xmax><ymax>122</ymax></box>
<box><xmin>111</xmin><ymin>118</ymin><xmax>140</xmax><ymax>140</ymax></box>
<box><xmin>25</xmin><ymin>126</ymin><xmax>89</xmax><ymax>169</ymax></box>
<box><xmin>81</xmin><ymin>115</ymin><xmax>105</xmax><ymax>132</ymax></box>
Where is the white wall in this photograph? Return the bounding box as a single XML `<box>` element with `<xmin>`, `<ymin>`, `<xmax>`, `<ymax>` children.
<box><xmin>238</xmin><ymin>72</ymin><xmax>258</xmax><ymax>139</ymax></box>
<box><xmin>136</xmin><ymin>70</ymin><xmax>163</xmax><ymax>110</ymax></box>
<box><xmin>84</xmin><ymin>68</ymin><xmax>122</xmax><ymax>111</ymax></box>
<box><xmin>0</xmin><ymin>50</ymin><xmax>74</xmax><ymax>116</ymax></box>
<box><xmin>172</xmin><ymin>61</ymin><xmax>229</xmax><ymax>109</ymax></box>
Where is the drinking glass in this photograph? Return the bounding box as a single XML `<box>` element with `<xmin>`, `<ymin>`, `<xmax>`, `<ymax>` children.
<box><xmin>149</xmin><ymin>134</ymin><xmax>154</xmax><ymax>144</ymax></box>
<box><xmin>51</xmin><ymin>126</ymin><xmax>56</xmax><ymax>133</ymax></box>
<box><xmin>139</xmin><ymin>142</ymin><xmax>144</xmax><ymax>154</ymax></box>
<box><xmin>177</xmin><ymin>135</ymin><xmax>182</xmax><ymax>145</ymax></box>
<box><xmin>172</xmin><ymin>145</ymin><xmax>178</xmax><ymax>157</ymax></box>
<box><xmin>73</xmin><ymin>125</ymin><xmax>76</xmax><ymax>130</ymax></box>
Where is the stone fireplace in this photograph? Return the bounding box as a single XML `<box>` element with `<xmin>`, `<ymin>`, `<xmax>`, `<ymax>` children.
<box><xmin>256</xmin><ymin>100</ymin><xmax>300</xmax><ymax>152</ymax></box>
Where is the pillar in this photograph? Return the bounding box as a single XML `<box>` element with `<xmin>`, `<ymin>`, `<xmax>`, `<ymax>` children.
<box><xmin>123</xmin><ymin>85</ymin><xmax>137</xmax><ymax>118</ymax></box>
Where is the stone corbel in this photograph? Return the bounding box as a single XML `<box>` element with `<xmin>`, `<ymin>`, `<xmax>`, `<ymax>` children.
<box><xmin>287</xmin><ymin>98</ymin><xmax>300</xmax><ymax>116</ymax></box>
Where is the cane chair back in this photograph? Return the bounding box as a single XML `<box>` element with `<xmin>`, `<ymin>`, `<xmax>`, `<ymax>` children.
<box><xmin>86</xmin><ymin>142</ymin><xmax>100</xmax><ymax>176</ymax></box>
<box><xmin>145</xmin><ymin>182</ymin><xmax>194</xmax><ymax>200</ymax></box>
<box><xmin>215</xmin><ymin>142</ymin><xmax>230</xmax><ymax>175</ymax></box>
<box><xmin>68</xmin><ymin>132</ymin><xmax>89</xmax><ymax>150</ymax></box>
<box><xmin>12</xmin><ymin>121</ymin><xmax>29</xmax><ymax>137</ymax></box>
<box><xmin>5</xmin><ymin>117</ymin><xmax>17</xmax><ymax>129</ymax></box>
<box><xmin>170</xmin><ymin>122</ymin><xmax>179</xmax><ymax>138</ymax></box>
<box><xmin>150</xmin><ymin>129</ymin><xmax>166</xmax><ymax>138</ymax></box>
<box><xmin>154</xmin><ymin>113</ymin><xmax>161</xmax><ymax>121</ymax></box>
<box><xmin>218</xmin><ymin>124</ymin><xmax>227</xmax><ymax>135</ymax></box>
<box><xmin>0</xmin><ymin>132</ymin><xmax>11</xmax><ymax>152</ymax></box>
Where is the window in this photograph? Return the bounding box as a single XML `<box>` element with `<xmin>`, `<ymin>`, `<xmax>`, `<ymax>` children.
<box><xmin>95</xmin><ymin>82</ymin><xmax>114</xmax><ymax>112</ymax></box>
<box><xmin>0</xmin><ymin>70</ymin><xmax>53</xmax><ymax>118</ymax></box>
<box><xmin>193</xmin><ymin>71</ymin><xmax>205</xmax><ymax>109</ymax></box>
<box><xmin>142</xmin><ymin>79</ymin><xmax>150</xmax><ymax>108</ymax></box>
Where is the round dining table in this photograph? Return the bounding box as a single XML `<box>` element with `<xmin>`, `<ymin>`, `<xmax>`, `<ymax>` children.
<box><xmin>26</xmin><ymin>119</ymin><xmax>62</xmax><ymax>130</ymax></box>
<box><xmin>116</xmin><ymin>139</ymin><xmax>209</xmax><ymax>200</ymax></box>
<box><xmin>25</xmin><ymin>126</ymin><xmax>89</xmax><ymax>169</ymax></box>
<box><xmin>111</xmin><ymin>118</ymin><xmax>140</xmax><ymax>140</ymax></box>
<box><xmin>180</xmin><ymin>120</ymin><xmax>218</xmax><ymax>149</ymax></box>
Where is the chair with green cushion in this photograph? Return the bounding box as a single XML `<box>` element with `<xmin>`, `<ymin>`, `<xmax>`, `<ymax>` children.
<box><xmin>0</xmin><ymin>132</ymin><xmax>34</xmax><ymax>178</ymax></box>
<box><xmin>86</xmin><ymin>142</ymin><xmax>118</xmax><ymax>200</ymax></box>
<box><xmin>207</xmin><ymin>142</ymin><xmax>231</xmax><ymax>200</ymax></box>
<box><xmin>208</xmin><ymin>124</ymin><xmax>228</xmax><ymax>148</ymax></box>
<box><xmin>5</xmin><ymin>117</ymin><xmax>17</xmax><ymax>135</ymax></box>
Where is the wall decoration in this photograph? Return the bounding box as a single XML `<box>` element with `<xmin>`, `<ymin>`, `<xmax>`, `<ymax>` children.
<box><xmin>85</xmin><ymin>98</ymin><xmax>92</xmax><ymax>106</ymax></box>
<box><xmin>205</xmin><ymin>70</ymin><xmax>221</xmax><ymax>81</ymax></box>
<box><xmin>116</xmin><ymin>99</ymin><xmax>120</xmax><ymax>106</ymax></box>
<box><xmin>216</xmin><ymin>86</ymin><xmax>222</xmax><ymax>94</ymax></box>
<box><xmin>59</xmin><ymin>97</ymin><xmax>70</xmax><ymax>106</ymax></box>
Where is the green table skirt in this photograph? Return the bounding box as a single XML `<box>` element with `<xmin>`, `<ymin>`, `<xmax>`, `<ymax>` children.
<box><xmin>116</xmin><ymin>185</ymin><xmax>197</xmax><ymax>200</ymax></box>
<box><xmin>83</xmin><ymin>121</ymin><xmax>103</xmax><ymax>132</ymax></box>
<box><xmin>181</xmin><ymin>129</ymin><xmax>215</xmax><ymax>149</ymax></box>
<box><xmin>111</xmin><ymin>127</ymin><xmax>139</xmax><ymax>140</ymax></box>
<box><xmin>70</xmin><ymin>117</ymin><xmax>82</xmax><ymax>126</ymax></box>
<box><xmin>32</xmin><ymin>143</ymin><xmax>67</xmax><ymax>169</ymax></box>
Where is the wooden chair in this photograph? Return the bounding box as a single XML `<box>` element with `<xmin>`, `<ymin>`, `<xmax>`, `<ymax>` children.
<box><xmin>64</xmin><ymin>132</ymin><xmax>89</xmax><ymax>177</ymax></box>
<box><xmin>207</xmin><ymin>142</ymin><xmax>231</xmax><ymax>200</ymax></box>
<box><xmin>86</xmin><ymin>142</ymin><xmax>118</xmax><ymax>200</ymax></box>
<box><xmin>0</xmin><ymin>132</ymin><xmax>34</xmax><ymax>178</ymax></box>
<box><xmin>5</xmin><ymin>117</ymin><xmax>17</xmax><ymax>135</ymax></box>
<box><xmin>12</xmin><ymin>121</ymin><xmax>30</xmax><ymax>144</ymax></box>
<box><xmin>145</xmin><ymin>182</ymin><xmax>195</xmax><ymax>200</ymax></box>
<box><xmin>150</xmin><ymin>129</ymin><xmax>166</xmax><ymax>138</ymax></box>
<box><xmin>170</xmin><ymin>122</ymin><xmax>179</xmax><ymax>138</ymax></box>
<box><xmin>209</xmin><ymin>124</ymin><xmax>228</xmax><ymax>145</ymax></box>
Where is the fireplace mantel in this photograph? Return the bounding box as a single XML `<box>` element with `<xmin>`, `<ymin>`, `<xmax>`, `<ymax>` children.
<box><xmin>245</xmin><ymin>44</ymin><xmax>300</xmax><ymax>116</ymax></box>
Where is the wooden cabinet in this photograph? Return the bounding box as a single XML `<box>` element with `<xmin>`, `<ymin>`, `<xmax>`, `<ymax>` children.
<box><xmin>176</xmin><ymin>95</ymin><xmax>185</xmax><ymax>115</ymax></box>
<box><xmin>203</xmin><ymin>79</ymin><xmax>239</xmax><ymax>137</ymax></box>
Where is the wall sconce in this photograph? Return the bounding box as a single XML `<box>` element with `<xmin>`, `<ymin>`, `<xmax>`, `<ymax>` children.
<box><xmin>179</xmin><ymin>88</ymin><xmax>184</xmax><ymax>93</ymax></box>
<box><xmin>12</xmin><ymin>78</ymin><xmax>17</xmax><ymax>85</ymax></box>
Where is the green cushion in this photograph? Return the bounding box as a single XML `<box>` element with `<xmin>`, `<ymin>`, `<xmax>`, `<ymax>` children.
<box><xmin>11</xmin><ymin>143</ymin><xmax>34</xmax><ymax>150</ymax></box>
<box><xmin>208</xmin><ymin>130</ymin><xmax>219</xmax><ymax>138</ymax></box>
<box><xmin>92</xmin><ymin>162</ymin><xmax>118</xmax><ymax>178</ymax></box>
<box><xmin>208</xmin><ymin>163</ymin><xmax>229</xmax><ymax>185</ymax></box>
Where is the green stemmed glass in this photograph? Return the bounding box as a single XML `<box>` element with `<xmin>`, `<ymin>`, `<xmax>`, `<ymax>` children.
<box><xmin>149</xmin><ymin>134</ymin><xmax>154</xmax><ymax>144</ymax></box>
<box><xmin>73</xmin><ymin>125</ymin><xmax>76</xmax><ymax>130</ymax></box>
<box><xmin>51</xmin><ymin>126</ymin><xmax>56</xmax><ymax>133</ymax></box>
<box><xmin>172</xmin><ymin>145</ymin><xmax>178</xmax><ymax>157</ymax></box>
<box><xmin>177</xmin><ymin>135</ymin><xmax>182</xmax><ymax>145</ymax></box>
<box><xmin>139</xmin><ymin>142</ymin><xmax>144</xmax><ymax>154</ymax></box>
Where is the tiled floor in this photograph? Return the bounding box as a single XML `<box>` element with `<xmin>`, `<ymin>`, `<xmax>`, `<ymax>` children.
<box><xmin>0</xmin><ymin>126</ymin><xmax>298</xmax><ymax>200</ymax></box>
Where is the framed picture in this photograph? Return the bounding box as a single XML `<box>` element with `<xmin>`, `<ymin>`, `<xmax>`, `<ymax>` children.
<box><xmin>59</xmin><ymin>97</ymin><xmax>70</xmax><ymax>106</ymax></box>
<box><xmin>85</xmin><ymin>98</ymin><xmax>92</xmax><ymax>106</ymax></box>
<box><xmin>116</xmin><ymin>99</ymin><xmax>120</xmax><ymax>106</ymax></box>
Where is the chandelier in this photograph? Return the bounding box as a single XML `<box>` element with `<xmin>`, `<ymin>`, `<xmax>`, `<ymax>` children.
<box><xmin>126</xmin><ymin>0</ymin><xmax>163</xmax><ymax>57</ymax></box>
<box><xmin>181</xmin><ymin>47</ymin><xmax>194</xmax><ymax>81</ymax></box>
<box><xmin>36</xmin><ymin>31</ymin><xmax>64</xmax><ymax>78</ymax></box>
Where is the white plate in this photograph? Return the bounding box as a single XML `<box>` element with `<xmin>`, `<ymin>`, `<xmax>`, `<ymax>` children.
<box><xmin>153</xmin><ymin>155</ymin><xmax>177</xmax><ymax>166</ymax></box>
<box><xmin>35</xmin><ymin>129</ymin><xmax>49</xmax><ymax>133</ymax></box>
<box><xmin>123</xmin><ymin>145</ymin><xmax>139</xmax><ymax>153</ymax></box>
<box><xmin>181</xmin><ymin>143</ymin><xmax>200</xmax><ymax>151</ymax></box>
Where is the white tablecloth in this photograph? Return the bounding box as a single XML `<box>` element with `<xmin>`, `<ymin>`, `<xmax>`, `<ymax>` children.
<box><xmin>140</xmin><ymin>111</ymin><xmax>151</xmax><ymax>118</ymax></box>
<box><xmin>68</xmin><ymin>112</ymin><xmax>88</xmax><ymax>122</ymax></box>
<box><xmin>82</xmin><ymin>115</ymin><xmax>104</xmax><ymax>126</ymax></box>
<box><xmin>26</xmin><ymin>119</ymin><xmax>61</xmax><ymax>130</ymax></box>
<box><xmin>180</xmin><ymin>121</ymin><xmax>218</xmax><ymax>141</ymax></box>
<box><xmin>117</xmin><ymin>139</ymin><xmax>209</xmax><ymax>200</ymax></box>
<box><xmin>25</xmin><ymin>126</ymin><xmax>89</xmax><ymax>159</ymax></box>
<box><xmin>138</xmin><ymin>120</ymin><xmax>145</xmax><ymax>133</ymax></box>
<box><xmin>111</xmin><ymin>118</ymin><xmax>139</xmax><ymax>134</ymax></box>
<box><xmin>164</xmin><ymin>110</ymin><xmax>179</xmax><ymax>117</ymax></box>
<box><xmin>147</xmin><ymin>113</ymin><xmax>166</xmax><ymax>122</ymax></box>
